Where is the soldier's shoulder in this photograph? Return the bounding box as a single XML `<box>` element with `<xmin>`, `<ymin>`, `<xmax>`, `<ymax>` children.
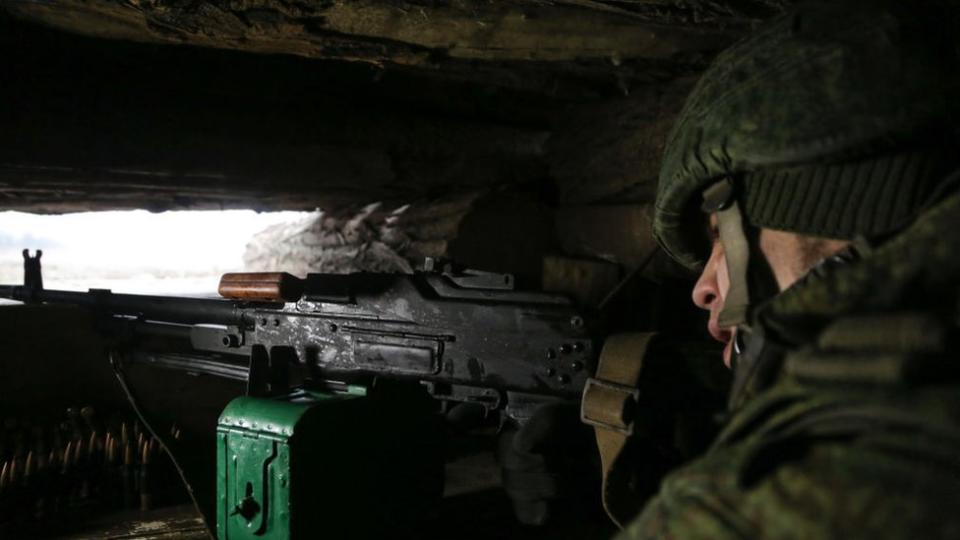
<box><xmin>614</xmin><ymin>442</ymin><xmax>754</xmax><ymax>540</ymax></box>
<box><xmin>619</xmin><ymin>383</ymin><xmax>960</xmax><ymax>540</ymax></box>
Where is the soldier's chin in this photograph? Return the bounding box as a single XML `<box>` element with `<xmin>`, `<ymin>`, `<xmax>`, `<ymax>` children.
<box><xmin>722</xmin><ymin>339</ymin><xmax>734</xmax><ymax>369</ymax></box>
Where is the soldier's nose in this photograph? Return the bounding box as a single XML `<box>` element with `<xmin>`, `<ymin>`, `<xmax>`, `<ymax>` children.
<box><xmin>692</xmin><ymin>266</ymin><xmax>720</xmax><ymax>311</ymax></box>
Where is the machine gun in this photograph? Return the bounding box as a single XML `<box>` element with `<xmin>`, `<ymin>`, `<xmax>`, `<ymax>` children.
<box><xmin>0</xmin><ymin>252</ymin><xmax>607</xmax><ymax>537</ymax></box>
<box><xmin>0</xmin><ymin>252</ymin><xmax>597</xmax><ymax>424</ymax></box>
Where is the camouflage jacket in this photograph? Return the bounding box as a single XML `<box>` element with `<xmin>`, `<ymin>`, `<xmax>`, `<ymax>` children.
<box><xmin>619</xmin><ymin>189</ymin><xmax>960</xmax><ymax>539</ymax></box>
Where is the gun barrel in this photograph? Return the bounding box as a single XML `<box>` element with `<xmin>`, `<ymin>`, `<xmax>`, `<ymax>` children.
<box><xmin>0</xmin><ymin>285</ymin><xmax>257</xmax><ymax>326</ymax></box>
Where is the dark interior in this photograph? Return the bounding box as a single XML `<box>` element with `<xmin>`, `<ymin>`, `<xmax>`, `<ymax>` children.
<box><xmin>0</xmin><ymin>2</ymin><xmax>783</xmax><ymax>537</ymax></box>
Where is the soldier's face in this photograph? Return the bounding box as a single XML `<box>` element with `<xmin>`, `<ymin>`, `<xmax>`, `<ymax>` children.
<box><xmin>692</xmin><ymin>214</ymin><xmax>800</xmax><ymax>368</ymax></box>
<box><xmin>692</xmin><ymin>214</ymin><xmax>851</xmax><ymax>368</ymax></box>
<box><xmin>692</xmin><ymin>214</ymin><xmax>735</xmax><ymax>367</ymax></box>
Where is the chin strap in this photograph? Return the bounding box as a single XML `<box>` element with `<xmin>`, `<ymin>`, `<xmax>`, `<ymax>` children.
<box><xmin>702</xmin><ymin>178</ymin><xmax>783</xmax><ymax>406</ymax></box>
<box><xmin>701</xmin><ymin>179</ymin><xmax>752</xmax><ymax>328</ymax></box>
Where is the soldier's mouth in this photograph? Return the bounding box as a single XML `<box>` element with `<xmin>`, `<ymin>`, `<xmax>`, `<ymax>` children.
<box><xmin>707</xmin><ymin>318</ymin><xmax>735</xmax><ymax>369</ymax></box>
<box><xmin>722</xmin><ymin>334</ymin><xmax>735</xmax><ymax>369</ymax></box>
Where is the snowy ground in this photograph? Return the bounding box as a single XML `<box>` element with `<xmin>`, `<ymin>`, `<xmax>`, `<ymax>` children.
<box><xmin>0</xmin><ymin>209</ymin><xmax>310</xmax><ymax>295</ymax></box>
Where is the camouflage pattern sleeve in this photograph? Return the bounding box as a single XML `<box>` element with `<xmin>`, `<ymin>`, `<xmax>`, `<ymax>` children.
<box><xmin>614</xmin><ymin>452</ymin><xmax>756</xmax><ymax>540</ymax></box>
<box><xmin>616</xmin><ymin>492</ymin><xmax>752</xmax><ymax>540</ymax></box>
<box><xmin>616</xmin><ymin>408</ymin><xmax>960</xmax><ymax>540</ymax></box>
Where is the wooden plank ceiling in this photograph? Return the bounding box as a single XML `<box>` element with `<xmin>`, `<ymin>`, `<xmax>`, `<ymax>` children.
<box><xmin>0</xmin><ymin>1</ymin><xmax>790</xmax><ymax>212</ymax></box>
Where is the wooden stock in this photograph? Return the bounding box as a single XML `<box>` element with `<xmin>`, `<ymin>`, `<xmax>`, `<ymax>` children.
<box><xmin>218</xmin><ymin>272</ymin><xmax>304</xmax><ymax>302</ymax></box>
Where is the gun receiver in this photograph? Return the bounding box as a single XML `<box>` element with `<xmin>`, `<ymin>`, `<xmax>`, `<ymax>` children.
<box><xmin>0</xmin><ymin>266</ymin><xmax>597</xmax><ymax>423</ymax></box>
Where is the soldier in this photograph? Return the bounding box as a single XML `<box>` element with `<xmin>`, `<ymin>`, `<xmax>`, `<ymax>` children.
<box><xmin>620</xmin><ymin>0</ymin><xmax>960</xmax><ymax>537</ymax></box>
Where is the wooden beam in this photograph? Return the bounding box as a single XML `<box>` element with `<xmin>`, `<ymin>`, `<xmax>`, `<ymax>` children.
<box><xmin>555</xmin><ymin>204</ymin><xmax>656</xmax><ymax>268</ymax></box>
<box><xmin>548</xmin><ymin>76</ymin><xmax>697</xmax><ymax>204</ymax></box>
<box><xmin>2</xmin><ymin>0</ymin><xmax>758</xmax><ymax>68</ymax></box>
<box><xmin>0</xmin><ymin>22</ymin><xmax>551</xmax><ymax>213</ymax></box>
<box><xmin>0</xmin><ymin>1</ymin><xmax>792</xmax><ymax>213</ymax></box>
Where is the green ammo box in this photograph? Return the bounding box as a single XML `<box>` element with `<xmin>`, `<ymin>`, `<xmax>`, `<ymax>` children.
<box><xmin>216</xmin><ymin>391</ymin><xmax>372</xmax><ymax>540</ymax></box>
<box><xmin>216</xmin><ymin>387</ymin><xmax>444</xmax><ymax>540</ymax></box>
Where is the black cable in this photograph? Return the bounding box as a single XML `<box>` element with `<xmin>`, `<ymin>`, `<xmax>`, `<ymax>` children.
<box><xmin>108</xmin><ymin>350</ymin><xmax>216</xmax><ymax>539</ymax></box>
<box><xmin>598</xmin><ymin>246</ymin><xmax>660</xmax><ymax>313</ymax></box>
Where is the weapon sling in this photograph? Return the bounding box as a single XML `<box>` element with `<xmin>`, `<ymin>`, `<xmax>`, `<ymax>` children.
<box><xmin>580</xmin><ymin>332</ymin><xmax>657</xmax><ymax>528</ymax></box>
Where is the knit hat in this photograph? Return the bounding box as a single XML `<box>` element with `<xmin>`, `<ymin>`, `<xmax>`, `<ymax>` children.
<box><xmin>740</xmin><ymin>145</ymin><xmax>957</xmax><ymax>240</ymax></box>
